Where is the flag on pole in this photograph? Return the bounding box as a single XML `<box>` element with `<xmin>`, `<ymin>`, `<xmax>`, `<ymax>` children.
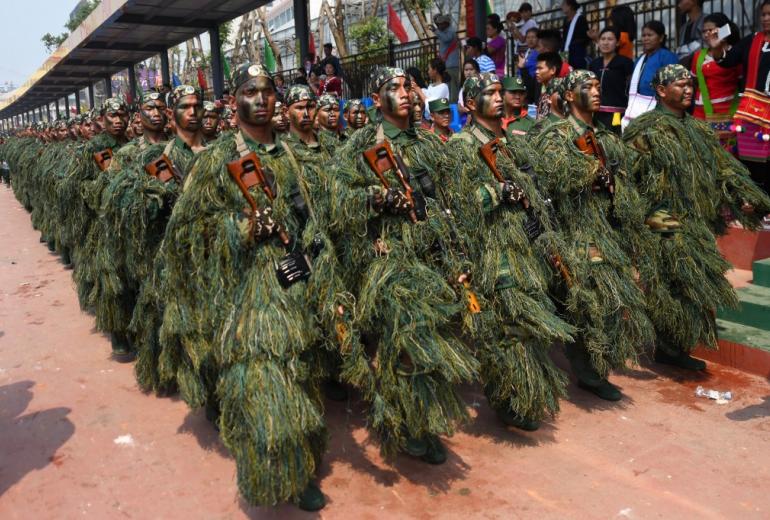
<box><xmin>264</xmin><ymin>39</ymin><xmax>276</xmax><ymax>73</ymax></box>
<box><xmin>197</xmin><ymin>68</ymin><xmax>208</xmax><ymax>90</ymax></box>
<box><xmin>387</xmin><ymin>4</ymin><xmax>409</xmax><ymax>44</ymax></box>
<box><xmin>222</xmin><ymin>52</ymin><xmax>231</xmax><ymax>84</ymax></box>
<box><xmin>309</xmin><ymin>32</ymin><xmax>316</xmax><ymax>58</ymax></box>
<box><xmin>486</xmin><ymin>0</ymin><xmax>493</xmax><ymax>15</ymax></box>
<box><xmin>172</xmin><ymin>73</ymin><xmax>181</xmax><ymax>87</ymax></box>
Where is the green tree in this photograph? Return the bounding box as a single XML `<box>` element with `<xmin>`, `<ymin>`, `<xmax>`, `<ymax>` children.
<box><xmin>349</xmin><ymin>18</ymin><xmax>389</xmax><ymax>53</ymax></box>
<box><xmin>41</xmin><ymin>0</ymin><xmax>102</xmax><ymax>53</ymax></box>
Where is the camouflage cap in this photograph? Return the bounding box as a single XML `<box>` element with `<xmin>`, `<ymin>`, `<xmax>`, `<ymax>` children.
<box><xmin>344</xmin><ymin>98</ymin><xmax>364</xmax><ymax>112</ymax></box>
<box><xmin>231</xmin><ymin>62</ymin><xmax>274</xmax><ymax>91</ymax></box>
<box><xmin>563</xmin><ymin>69</ymin><xmax>597</xmax><ymax>93</ymax></box>
<box><xmin>171</xmin><ymin>85</ymin><xmax>200</xmax><ymax>106</ymax></box>
<box><xmin>66</xmin><ymin>116</ymin><xmax>81</xmax><ymax>127</ymax></box>
<box><xmin>101</xmin><ymin>96</ymin><xmax>128</xmax><ymax>115</ymax></box>
<box><xmin>502</xmin><ymin>75</ymin><xmax>527</xmax><ymax>92</ymax></box>
<box><xmin>652</xmin><ymin>64</ymin><xmax>692</xmax><ymax>93</ymax></box>
<box><xmin>54</xmin><ymin>118</ymin><xmax>68</xmax><ymax>129</ymax></box>
<box><xmin>203</xmin><ymin>100</ymin><xmax>219</xmax><ymax>113</ymax></box>
<box><xmin>285</xmin><ymin>84</ymin><xmax>316</xmax><ymax>106</ymax></box>
<box><xmin>428</xmin><ymin>97</ymin><xmax>451</xmax><ymax>113</ymax></box>
<box><xmin>141</xmin><ymin>91</ymin><xmax>164</xmax><ymax>104</ymax></box>
<box><xmin>372</xmin><ymin>66</ymin><xmax>406</xmax><ymax>92</ymax></box>
<box><xmin>462</xmin><ymin>72</ymin><xmax>501</xmax><ymax>101</ymax></box>
<box><xmin>318</xmin><ymin>93</ymin><xmax>339</xmax><ymax>109</ymax></box>
<box><xmin>545</xmin><ymin>77</ymin><xmax>565</xmax><ymax>97</ymax></box>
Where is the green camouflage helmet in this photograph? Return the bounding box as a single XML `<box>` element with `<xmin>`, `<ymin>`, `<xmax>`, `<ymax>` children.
<box><xmin>651</xmin><ymin>64</ymin><xmax>692</xmax><ymax>96</ymax></box>
<box><xmin>563</xmin><ymin>69</ymin><xmax>597</xmax><ymax>94</ymax></box>
<box><xmin>372</xmin><ymin>66</ymin><xmax>406</xmax><ymax>92</ymax></box>
<box><xmin>203</xmin><ymin>100</ymin><xmax>219</xmax><ymax>113</ymax></box>
<box><xmin>231</xmin><ymin>62</ymin><xmax>274</xmax><ymax>91</ymax></box>
<box><xmin>141</xmin><ymin>91</ymin><xmax>164</xmax><ymax>104</ymax></box>
<box><xmin>285</xmin><ymin>84</ymin><xmax>316</xmax><ymax>106</ymax></box>
<box><xmin>318</xmin><ymin>93</ymin><xmax>339</xmax><ymax>109</ymax></box>
<box><xmin>171</xmin><ymin>84</ymin><xmax>200</xmax><ymax>106</ymax></box>
<box><xmin>100</xmin><ymin>96</ymin><xmax>127</xmax><ymax>115</ymax></box>
<box><xmin>462</xmin><ymin>72</ymin><xmax>501</xmax><ymax>102</ymax></box>
<box><xmin>344</xmin><ymin>98</ymin><xmax>364</xmax><ymax>112</ymax></box>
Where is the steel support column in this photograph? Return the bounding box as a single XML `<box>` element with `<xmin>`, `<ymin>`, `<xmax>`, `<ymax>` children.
<box><xmin>160</xmin><ymin>49</ymin><xmax>170</xmax><ymax>87</ymax></box>
<box><xmin>209</xmin><ymin>26</ymin><xmax>224</xmax><ymax>99</ymax></box>
<box><xmin>294</xmin><ymin>0</ymin><xmax>310</xmax><ymax>65</ymax></box>
<box><xmin>75</xmin><ymin>90</ymin><xmax>82</xmax><ymax>114</ymax></box>
<box><xmin>64</xmin><ymin>94</ymin><xmax>70</xmax><ymax>118</ymax></box>
<box><xmin>474</xmin><ymin>0</ymin><xmax>487</xmax><ymax>41</ymax></box>
<box><xmin>105</xmin><ymin>76</ymin><xmax>113</xmax><ymax>98</ymax></box>
<box><xmin>88</xmin><ymin>84</ymin><xmax>95</xmax><ymax>109</ymax></box>
<box><xmin>128</xmin><ymin>64</ymin><xmax>137</xmax><ymax>101</ymax></box>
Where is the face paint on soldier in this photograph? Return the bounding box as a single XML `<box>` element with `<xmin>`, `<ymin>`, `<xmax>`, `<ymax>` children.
<box><xmin>346</xmin><ymin>104</ymin><xmax>368</xmax><ymax>129</ymax></box>
<box><xmin>172</xmin><ymin>94</ymin><xmax>202</xmax><ymax>131</ymax></box>
<box><xmin>202</xmin><ymin>111</ymin><xmax>220</xmax><ymax>137</ymax></box>
<box><xmin>140</xmin><ymin>99</ymin><xmax>167</xmax><ymax>132</ymax></box>
<box><xmin>131</xmin><ymin>114</ymin><xmax>144</xmax><ymax>136</ymax></box>
<box><xmin>410</xmin><ymin>91</ymin><xmax>425</xmax><ymax>125</ymax></box>
<box><xmin>477</xmin><ymin>83</ymin><xmax>504</xmax><ymax>119</ymax></box>
<box><xmin>372</xmin><ymin>76</ymin><xmax>411</xmax><ymax>120</ymax></box>
<box><xmin>657</xmin><ymin>78</ymin><xmax>694</xmax><ymax>114</ymax></box>
<box><xmin>233</xmin><ymin>76</ymin><xmax>276</xmax><ymax>126</ymax></box>
<box><xmin>566</xmin><ymin>78</ymin><xmax>601</xmax><ymax>113</ymax></box>
<box><xmin>288</xmin><ymin>99</ymin><xmax>317</xmax><ymax>132</ymax></box>
<box><xmin>317</xmin><ymin>104</ymin><xmax>339</xmax><ymax>131</ymax></box>
<box><xmin>271</xmin><ymin>106</ymin><xmax>289</xmax><ymax>132</ymax></box>
<box><xmin>103</xmin><ymin>108</ymin><xmax>128</xmax><ymax>137</ymax></box>
<box><xmin>56</xmin><ymin>127</ymin><xmax>69</xmax><ymax>140</ymax></box>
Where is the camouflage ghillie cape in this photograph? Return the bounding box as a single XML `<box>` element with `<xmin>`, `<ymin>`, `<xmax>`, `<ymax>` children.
<box><xmin>61</xmin><ymin>133</ymin><xmax>126</xmax><ymax>307</ymax></box>
<box><xmin>29</xmin><ymin>141</ymin><xmax>61</xmax><ymax>247</ymax></box>
<box><xmin>8</xmin><ymin>137</ymin><xmax>41</xmax><ymax>212</ymax></box>
<box><xmin>533</xmin><ymin>116</ymin><xmax>654</xmax><ymax>377</ymax></box>
<box><xmin>624</xmin><ymin>107</ymin><xmax>770</xmax><ymax>354</ymax></box>
<box><xmin>320</xmin><ymin>121</ymin><xmax>479</xmax><ymax>457</ymax></box>
<box><xmin>137</xmin><ymin>130</ymin><xmax>338</xmax><ymax>506</ymax></box>
<box><xmin>90</xmin><ymin>137</ymin><xmax>196</xmax><ymax>352</ymax></box>
<box><xmin>36</xmin><ymin>141</ymin><xmax>76</xmax><ymax>256</ymax></box>
<box><xmin>318</xmin><ymin>128</ymin><xmax>345</xmax><ymax>155</ymax></box>
<box><xmin>448</xmin><ymin>124</ymin><xmax>574</xmax><ymax>420</ymax></box>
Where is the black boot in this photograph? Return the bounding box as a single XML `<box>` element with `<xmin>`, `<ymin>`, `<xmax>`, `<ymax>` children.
<box><xmin>322</xmin><ymin>379</ymin><xmax>348</xmax><ymax>401</ymax></box>
<box><xmin>577</xmin><ymin>379</ymin><xmax>622</xmax><ymax>401</ymax></box>
<box><xmin>297</xmin><ymin>482</ymin><xmax>326</xmax><ymax>511</ymax></box>
<box><xmin>654</xmin><ymin>348</ymin><xmax>706</xmax><ymax>371</ymax></box>
<box><xmin>496</xmin><ymin>407</ymin><xmax>540</xmax><ymax>431</ymax></box>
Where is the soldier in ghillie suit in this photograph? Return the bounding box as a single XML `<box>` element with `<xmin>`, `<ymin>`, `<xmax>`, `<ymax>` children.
<box><xmin>271</xmin><ymin>100</ymin><xmax>289</xmax><ymax>135</ymax></box>
<box><xmin>201</xmin><ymin>100</ymin><xmax>222</xmax><ymax>141</ymax></box>
<box><xmin>624</xmin><ymin>64</ymin><xmax>770</xmax><ymax>369</ymax></box>
<box><xmin>316</xmin><ymin>93</ymin><xmax>343</xmax><ymax>152</ymax></box>
<box><xmin>144</xmin><ymin>64</ymin><xmax>336</xmax><ymax>511</ymax></box>
<box><xmin>93</xmin><ymin>89</ymin><xmax>203</xmax><ymax>357</ymax></box>
<box><xmin>533</xmin><ymin>70</ymin><xmax>654</xmax><ymax>401</ymax></box>
<box><xmin>343</xmin><ymin>98</ymin><xmax>368</xmax><ymax>138</ymax></box>
<box><xmin>321</xmin><ymin>67</ymin><xmax>478</xmax><ymax>463</ymax></box>
<box><xmin>29</xmin><ymin>120</ymin><xmax>69</xmax><ymax>253</ymax></box>
<box><xmin>65</xmin><ymin>97</ymin><xmax>128</xmax><ymax>309</ymax></box>
<box><xmin>448</xmin><ymin>73</ymin><xmax>574</xmax><ymax>430</ymax></box>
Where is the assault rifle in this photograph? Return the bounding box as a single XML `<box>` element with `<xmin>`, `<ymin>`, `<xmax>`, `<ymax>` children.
<box><xmin>144</xmin><ymin>154</ymin><xmax>183</xmax><ymax>184</ymax></box>
<box><xmin>363</xmin><ymin>141</ymin><xmax>427</xmax><ymax>223</ymax></box>
<box><xmin>93</xmin><ymin>148</ymin><xmax>113</xmax><ymax>172</ymax></box>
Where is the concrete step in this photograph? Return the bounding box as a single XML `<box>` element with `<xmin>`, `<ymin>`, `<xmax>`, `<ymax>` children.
<box><xmin>753</xmin><ymin>258</ymin><xmax>770</xmax><ymax>288</ymax></box>
<box><xmin>716</xmin><ymin>319</ymin><xmax>770</xmax><ymax>353</ymax></box>
<box><xmin>718</xmin><ymin>284</ymin><xmax>770</xmax><ymax>331</ymax></box>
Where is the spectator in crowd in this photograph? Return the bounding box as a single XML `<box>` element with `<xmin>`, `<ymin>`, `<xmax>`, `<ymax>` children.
<box><xmin>465</xmin><ymin>37</ymin><xmax>496</xmax><ymax>73</ymax></box>
<box><xmin>535</xmin><ymin>51</ymin><xmax>562</xmax><ymax>119</ymax></box>
<box><xmin>293</xmin><ymin>68</ymin><xmax>309</xmax><ymax>86</ymax></box>
<box><xmin>512</xmin><ymin>3</ymin><xmax>538</xmax><ymax>49</ymax></box>
<box><xmin>319</xmin><ymin>43</ymin><xmax>341</xmax><ymax>75</ymax></box>
<box><xmin>319</xmin><ymin>62</ymin><xmax>343</xmax><ymax>97</ymax></box>
<box><xmin>589</xmin><ymin>27</ymin><xmax>634</xmax><ymax>134</ymax></box>
<box><xmin>683</xmin><ymin>13</ymin><xmax>742</xmax><ymax>151</ymax></box>
<box><xmin>424</xmin><ymin>58</ymin><xmax>451</xmax><ymax>119</ymax></box>
<box><xmin>536</xmin><ymin>29</ymin><xmax>571</xmax><ymax>77</ymax></box>
<box><xmin>487</xmin><ymin>13</ymin><xmax>507</xmax><ymax>76</ymax></box>
<box><xmin>561</xmin><ymin>0</ymin><xmax>589</xmax><ymax>69</ymax></box>
<box><xmin>308</xmin><ymin>68</ymin><xmax>321</xmax><ymax>95</ymax></box>
<box><xmin>589</xmin><ymin>5</ymin><xmax>637</xmax><ymax>60</ymax></box>
<box><xmin>676</xmin><ymin>0</ymin><xmax>705</xmax><ymax>58</ymax></box>
<box><xmin>517</xmin><ymin>27</ymin><xmax>541</xmax><ymax>105</ymax></box>
<box><xmin>457</xmin><ymin>58</ymin><xmax>480</xmax><ymax>121</ymax></box>
<box><xmin>622</xmin><ymin>20</ymin><xmax>678</xmax><ymax>129</ymax></box>
<box><xmin>273</xmin><ymin>74</ymin><xmax>287</xmax><ymax>100</ymax></box>
<box><xmin>434</xmin><ymin>14</ymin><xmax>460</xmax><ymax>102</ymax></box>
<box><xmin>303</xmin><ymin>54</ymin><xmax>316</xmax><ymax>75</ymax></box>
<box><xmin>717</xmin><ymin>0</ymin><xmax>770</xmax><ymax>193</ymax></box>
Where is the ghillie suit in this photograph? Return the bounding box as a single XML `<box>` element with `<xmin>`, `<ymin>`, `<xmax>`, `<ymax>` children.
<box><xmin>9</xmin><ymin>137</ymin><xmax>42</xmax><ymax>212</ymax></box>
<box><xmin>92</xmin><ymin>137</ymin><xmax>196</xmax><ymax>354</ymax></box>
<box><xmin>448</xmin><ymin>123</ymin><xmax>574</xmax><ymax>424</ymax></box>
<box><xmin>320</xmin><ymin>118</ymin><xmax>479</xmax><ymax>459</ymax></box>
<box><xmin>60</xmin><ymin>131</ymin><xmax>126</xmax><ymax>307</ymax></box>
<box><xmin>137</xmin><ymin>129</ymin><xmax>338</xmax><ymax>506</ymax></box>
<box><xmin>625</xmin><ymin>103</ymin><xmax>770</xmax><ymax>359</ymax></box>
<box><xmin>533</xmin><ymin>115</ymin><xmax>654</xmax><ymax>385</ymax></box>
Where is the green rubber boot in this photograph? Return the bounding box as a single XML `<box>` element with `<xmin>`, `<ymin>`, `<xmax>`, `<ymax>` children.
<box><xmin>297</xmin><ymin>482</ymin><xmax>326</xmax><ymax>511</ymax></box>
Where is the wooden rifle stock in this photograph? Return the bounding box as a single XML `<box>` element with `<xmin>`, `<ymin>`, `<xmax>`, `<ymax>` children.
<box><xmin>93</xmin><ymin>148</ymin><xmax>113</xmax><ymax>172</ymax></box>
<box><xmin>574</xmin><ymin>130</ymin><xmax>615</xmax><ymax>195</ymax></box>
<box><xmin>478</xmin><ymin>138</ymin><xmax>531</xmax><ymax>208</ymax></box>
<box><xmin>226</xmin><ymin>151</ymin><xmax>290</xmax><ymax>245</ymax></box>
<box><xmin>144</xmin><ymin>154</ymin><xmax>183</xmax><ymax>184</ymax></box>
<box><xmin>363</xmin><ymin>141</ymin><xmax>417</xmax><ymax>223</ymax></box>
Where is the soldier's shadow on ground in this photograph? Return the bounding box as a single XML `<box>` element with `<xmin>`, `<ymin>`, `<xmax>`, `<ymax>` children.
<box><xmin>176</xmin><ymin>407</ymin><xmax>230</xmax><ymax>458</ymax></box>
<box><xmin>726</xmin><ymin>395</ymin><xmax>770</xmax><ymax>421</ymax></box>
<box><xmin>0</xmin><ymin>380</ymin><xmax>75</xmax><ymax>496</ymax></box>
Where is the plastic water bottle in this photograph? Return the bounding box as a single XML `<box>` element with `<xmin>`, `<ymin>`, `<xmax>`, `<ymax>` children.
<box><xmin>695</xmin><ymin>386</ymin><xmax>732</xmax><ymax>401</ymax></box>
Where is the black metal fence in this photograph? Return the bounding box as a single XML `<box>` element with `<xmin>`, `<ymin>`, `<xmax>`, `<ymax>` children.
<box><xmin>281</xmin><ymin>0</ymin><xmax>757</xmax><ymax>98</ymax></box>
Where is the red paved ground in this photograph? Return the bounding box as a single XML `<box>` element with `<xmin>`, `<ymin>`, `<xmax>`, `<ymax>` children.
<box><xmin>1</xmin><ymin>185</ymin><xmax>769</xmax><ymax>519</ymax></box>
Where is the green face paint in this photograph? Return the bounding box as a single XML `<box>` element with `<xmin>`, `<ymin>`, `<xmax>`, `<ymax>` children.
<box><xmin>174</xmin><ymin>94</ymin><xmax>202</xmax><ymax>131</ymax></box>
<box><xmin>236</xmin><ymin>76</ymin><xmax>276</xmax><ymax>126</ymax></box>
<box><xmin>140</xmin><ymin>99</ymin><xmax>167</xmax><ymax>132</ymax></box>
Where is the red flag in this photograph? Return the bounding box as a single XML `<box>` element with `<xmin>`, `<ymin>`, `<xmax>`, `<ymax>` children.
<box><xmin>388</xmin><ymin>4</ymin><xmax>409</xmax><ymax>44</ymax></box>
<box><xmin>197</xmin><ymin>68</ymin><xmax>208</xmax><ymax>90</ymax></box>
<box><xmin>309</xmin><ymin>32</ymin><xmax>316</xmax><ymax>57</ymax></box>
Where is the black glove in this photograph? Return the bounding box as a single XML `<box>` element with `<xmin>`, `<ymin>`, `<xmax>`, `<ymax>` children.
<box><xmin>593</xmin><ymin>166</ymin><xmax>613</xmax><ymax>192</ymax></box>
<box><xmin>499</xmin><ymin>180</ymin><xmax>527</xmax><ymax>206</ymax></box>
<box><xmin>368</xmin><ymin>186</ymin><xmax>413</xmax><ymax>215</ymax></box>
<box><xmin>251</xmin><ymin>207</ymin><xmax>283</xmax><ymax>242</ymax></box>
